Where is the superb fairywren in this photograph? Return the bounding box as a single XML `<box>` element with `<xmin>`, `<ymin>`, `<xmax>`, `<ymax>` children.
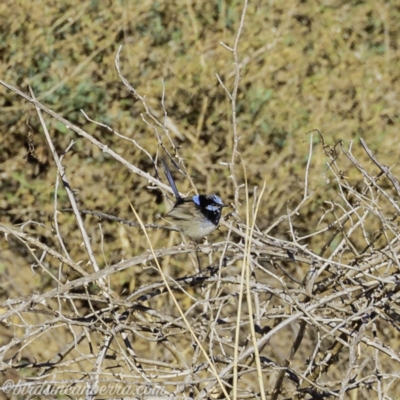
<box><xmin>161</xmin><ymin>158</ymin><xmax>226</xmax><ymax>241</ymax></box>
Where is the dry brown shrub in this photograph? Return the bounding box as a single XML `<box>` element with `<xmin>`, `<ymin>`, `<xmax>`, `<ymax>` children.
<box><xmin>1</xmin><ymin>1</ymin><xmax>400</xmax><ymax>399</ymax></box>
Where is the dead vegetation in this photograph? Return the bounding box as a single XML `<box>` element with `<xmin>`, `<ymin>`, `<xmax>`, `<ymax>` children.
<box><xmin>1</xmin><ymin>1</ymin><xmax>400</xmax><ymax>399</ymax></box>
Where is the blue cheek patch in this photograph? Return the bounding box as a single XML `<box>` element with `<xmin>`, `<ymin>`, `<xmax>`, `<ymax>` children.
<box><xmin>211</xmin><ymin>195</ymin><xmax>224</xmax><ymax>205</ymax></box>
<box><xmin>192</xmin><ymin>195</ymin><xmax>200</xmax><ymax>206</ymax></box>
<box><xmin>206</xmin><ymin>204</ymin><xmax>220</xmax><ymax>212</ymax></box>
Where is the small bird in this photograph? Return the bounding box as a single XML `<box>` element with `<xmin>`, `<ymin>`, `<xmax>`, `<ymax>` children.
<box><xmin>161</xmin><ymin>158</ymin><xmax>226</xmax><ymax>241</ymax></box>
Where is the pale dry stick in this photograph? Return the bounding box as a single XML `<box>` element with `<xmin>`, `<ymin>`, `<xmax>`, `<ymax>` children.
<box><xmin>272</xmin><ymin>323</ymin><xmax>307</xmax><ymax>399</ymax></box>
<box><xmin>216</xmin><ymin>221</ymin><xmax>234</xmax><ymax>292</ymax></box>
<box><xmin>253</xmin><ymin>286</ymin><xmax>261</xmax><ymax>335</ymax></box>
<box><xmin>326</xmin><ymin>199</ymin><xmax>356</xmax><ymax>227</ymax></box>
<box><xmin>53</xmin><ymin>140</ymin><xmax>75</xmax><ymax>261</ymax></box>
<box><xmin>1</xmin><ymin>224</ymin><xmax>62</xmax><ymax>286</ymax></box>
<box><xmin>19</xmin><ymin>220</ymin><xmax>46</xmax><ymax>231</ymax></box>
<box><xmin>263</xmin><ymin>131</ymin><xmax>315</xmax><ymax>237</ymax></box>
<box><xmin>302</xmin><ymin>329</ymin><xmax>322</xmax><ymax>381</ymax></box>
<box><xmin>200</xmin><ymin>285</ymin><xmax>212</xmax><ymax>359</ymax></box>
<box><xmin>343</xmin><ymin>270</ymin><xmax>396</xmax><ymax>287</ymax></box>
<box><xmin>129</xmin><ymin>206</ymin><xmax>232</xmax><ymax>400</ymax></box>
<box><xmin>329</xmin><ymin>323</ymin><xmax>400</xmax><ymax>364</ymax></box>
<box><xmin>298</xmin><ymin>206</ymin><xmax>361</xmax><ymax>241</ymax></box>
<box><xmin>303</xmin><ymin>132</ymin><xmax>314</xmax><ymax>201</ymax></box>
<box><xmin>117</xmin><ymin>322</ymin><xmax>162</xmax><ymax>343</ymax></box>
<box><xmin>338</xmin><ymin>327</ymin><xmax>365</xmax><ymax>399</ymax></box>
<box><xmin>156</xmin><ymin>79</ymin><xmax>186</xmax><ymax>171</ymax></box>
<box><xmin>360</xmin><ymin>173</ymin><xmax>385</xmax><ymax>248</ymax></box>
<box><xmin>139</xmin><ymin>111</ymin><xmax>164</xmax><ymax>145</ymax></box>
<box><xmin>345</xmin><ymin>187</ymin><xmax>376</xmax><ymax>250</ymax></box>
<box><xmin>344</xmin><ymin>257</ymin><xmax>392</xmax><ymax>286</ymax></box>
<box><xmin>37</xmin><ymin>277</ymin><xmax>282</xmax><ymax>334</ymax></box>
<box><xmin>65</xmin><ymin>209</ymin><xmax>178</xmax><ymax>233</ymax></box>
<box><xmin>375</xmin><ymin>216</ymin><xmax>400</xmax><ymax>269</ymax></box>
<box><xmin>83</xmin><ymin>280</ymin><xmax>119</xmax><ymax>400</ymax></box>
<box><xmin>115</xmin><ymin>46</ymin><xmax>181</xmax><ymax>149</ymax></box>
<box><xmin>1</xmin><ymin>322</ymin><xmax>57</xmax><ymax>363</ymax></box>
<box><xmin>113</xmin><ymin>347</ymin><xmax>162</xmax><ymax>394</ymax></box>
<box><xmin>216</xmin><ymin>0</ymin><xmax>248</xmax><ymax>210</ymax></box>
<box><xmin>157</xmin><ymin>296</ymin><xmax>237</xmax><ymax>355</ymax></box>
<box><xmin>251</xmin><ymin>186</ymin><xmax>259</xmax><ymax>221</ymax></box>
<box><xmin>333</xmin><ymin>207</ymin><xmax>361</xmax><ymax>257</ymax></box>
<box><xmin>219</xmin><ymin>213</ymin><xmax>302</xmax><ymax>258</ymax></box>
<box><xmin>262</xmin><ymin>224</ymin><xmax>382</xmax><ymax>276</ymax></box>
<box><xmin>315</xmin><ymin>305</ymin><xmax>373</xmax><ymax>348</ymax></box>
<box><xmin>335</xmin><ymin>185</ymin><xmax>380</xmax><ymax>254</ymax></box>
<box><xmin>160</xmin><ymin>78</ymin><xmax>168</xmax><ymax>131</ymax></box>
<box><xmin>232</xmin><ymin>167</ymin><xmax>251</xmax><ymax>400</ymax></box>
<box><xmin>272</xmin><ymin>279</ymin><xmax>326</xmax><ymax>398</ymax></box>
<box><xmin>253</xmin><ymin>260</ymin><xmax>288</xmax><ymax>290</ymax></box>
<box><xmin>53</xmin><ymin>141</ymin><xmax>91</xmax><ymax>325</ymax></box>
<box><xmin>98</xmin><ymin>224</ymin><xmax>108</xmax><ymax>274</ymax></box>
<box><xmin>39</xmin><ymin>329</ymin><xmax>87</xmax><ymax>377</ymax></box>
<box><xmin>297</xmin><ymin>322</ymin><xmax>362</xmax><ymax>396</ymax></box>
<box><xmin>85</xmin><ymin>334</ymin><xmax>114</xmax><ymax>400</ymax></box>
<box><xmin>0</xmin><ymin>245</ymin><xmax>195</xmax><ymax>323</ymax></box>
<box><xmin>332</xmin><ymin>169</ymin><xmax>379</xmax><ymax>213</ymax></box>
<box><xmin>381</xmin><ymin>376</ymin><xmax>399</xmax><ymax>399</ymax></box>
<box><xmin>243</xmin><ymin>179</ymin><xmax>267</xmax><ymax>400</ymax></box>
<box><xmin>0</xmin><ymin>80</ymin><xmax>172</xmax><ymax>194</ymax></box>
<box><xmin>149</xmin><ymin>105</ymin><xmax>187</xmax><ymax>142</ymax></box>
<box><xmin>291</xmin><ymin>371</ymin><xmax>341</xmax><ymax>398</ymax></box>
<box><xmin>315</xmin><ymin>207</ymin><xmax>370</xmax><ymax>279</ymax></box>
<box><xmin>196</xmin><ymin>285</ymin><xmax>365</xmax><ymax>400</ymax></box>
<box><xmin>348</xmin><ymin>179</ymin><xmax>400</xmax><ymax>255</ymax></box>
<box><xmin>347</xmin><ymin>206</ymin><xmax>378</xmax><ymax>256</ymax></box>
<box><xmin>360</xmin><ymin>138</ymin><xmax>400</xmax><ymax>196</ymax></box>
<box><xmin>326</xmin><ymin>158</ymin><xmax>362</xmax><ymax>227</ymax></box>
<box><xmin>29</xmin><ymin>88</ymin><xmax>105</xmax><ymax>281</ymax></box>
<box><xmin>314</xmin><ymin>202</ymin><xmax>365</xmax><ymax>260</ymax></box>
<box><xmin>114</xmin><ymin>331</ymin><xmax>168</xmax><ymax>395</ymax></box>
<box><xmin>158</xmin><ymin>79</ymin><xmax>193</xmax><ymax>177</ymax></box>
<box><xmin>140</xmin><ymin>111</ymin><xmax>197</xmax><ymax>199</ymax></box>
<box><xmin>124</xmin><ymin>356</ymin><xmax>188</xmax><ymax>373</ymax></box>
<box><xmin>263</xmin><ymin>194</ymin><xmax>312</xmax><ymax>237</ymax></box>
<box><xmin>210</xmin><ymin>297</ymin><xmax>232</xmax><ymax>356</ymax></box>
<box><xmin>2</xmin><ymin>317</ymin><xmax>88</xmax><ymax>370</ymax></box>
<box><xmin>332</xmin><ymin>161</ymin><xmax>381</xmax><ymax>210</ymax></box>
<box><xmin>124</xmin><ymin>253</ymin><xmax>238</xmax><ymax>304</ymax></box>
<box><xmin>316</xmin><ymin>201</ymin><xmax>338</xmax><ymax>229</ymax></box>
<box><xmin>185</xmin><ymin>342</ymin><xmax>203</xmax><ymax>398</ymax></box>
<box><xmin>198</xmin><ymin>311</ymin><xmax>305</xmax><ymax>400</ymax></box>
<box><xmin>0</xmin><ymin>334</ymin><xmax>33</xmax><ymax>365</ymax></box>
<box><xmin>232</xmin><ymin>161</ymin><xmax>267</xmax><ymax>400</ymax></box>
<box><xmin>34</xmin><ymin>249</ymin><xmax>47</xmax><ymax>276</ymax></box>
<box><xmin>342</xmin><ymin>144</ymin><xmax>400</xmax><ymax>214</ymax></box>
<box><xmin>286</xmin><ymin>204</ymin><xmax>298</xmax><ymax>244</ymax></box>
<box><xmin>160</xmin><ymin>274</ymin><xmax>198</xmax><ymax>303</ymax></box>
<box><xmin>138</xmin><ymin>104</ymin><xmax>198</xmax><ymax>223</ymax></box>
<box><xmin>80</xmin><ymin>109</ymin><xmax>154</xmax><ymax>162</ymax></box>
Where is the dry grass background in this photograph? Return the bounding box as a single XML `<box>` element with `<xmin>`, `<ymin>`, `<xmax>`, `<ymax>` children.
<box><xmin>1</xmin><ymin>0</ymin><xmax>400</xmax><ymax>399</ymax></box>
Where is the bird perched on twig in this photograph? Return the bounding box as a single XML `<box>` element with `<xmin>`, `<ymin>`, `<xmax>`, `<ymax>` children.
<box><xmin>161</xmin><ymin>158</ymin><xmax>226</xmax><ymax>241</ymax></box>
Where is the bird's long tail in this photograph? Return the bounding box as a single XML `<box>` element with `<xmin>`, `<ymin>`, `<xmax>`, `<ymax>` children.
<box><xmin>161</xmin><ymin>158</ymin><xmax>182</xmax><ymax>201</ymax></box>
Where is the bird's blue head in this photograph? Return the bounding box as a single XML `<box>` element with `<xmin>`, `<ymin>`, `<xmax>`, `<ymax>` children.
<box><xmin>192</xmin><ymin>194</ymin><xmax>226</xmax><ymax>225</ymax></box>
